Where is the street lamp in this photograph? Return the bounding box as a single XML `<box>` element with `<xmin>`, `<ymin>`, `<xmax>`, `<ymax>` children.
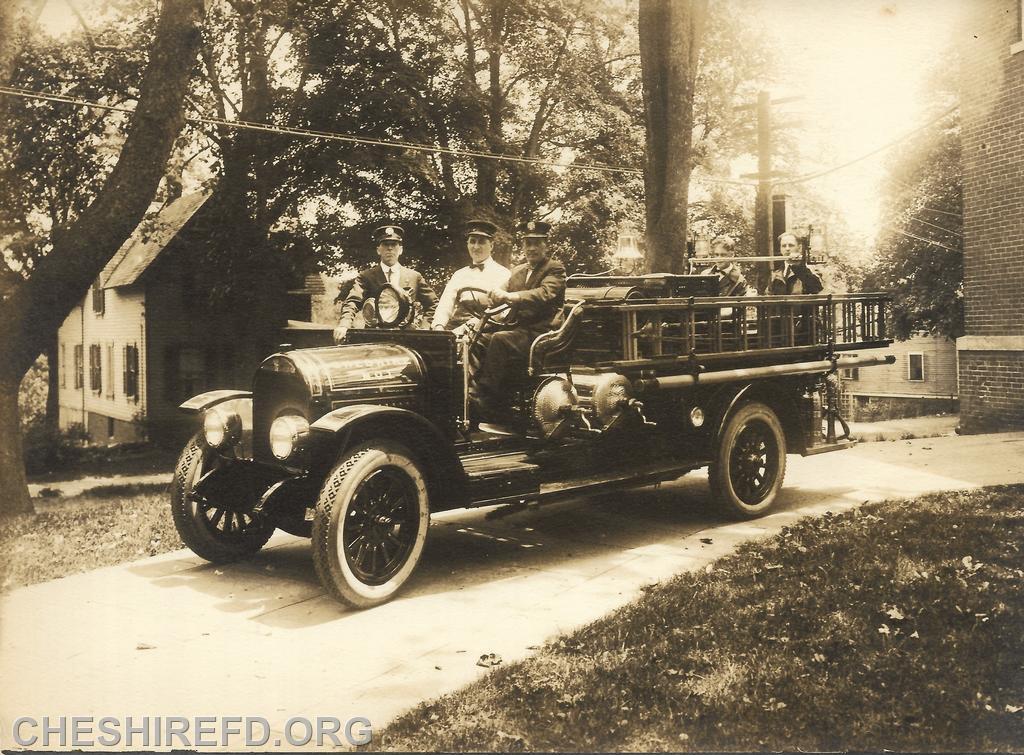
<box><xmin>613</xmin><ymin>222</ymin><xmax>644</xmax><ymax>274</ymax></box>
<box><xmin>808</xmin><ymin>225</ymin><xmax>826</xmax><ymax>261</ymax></box>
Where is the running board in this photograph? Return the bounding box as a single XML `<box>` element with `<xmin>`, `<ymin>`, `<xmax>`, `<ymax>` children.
<box><xmin>467</xmin><ymin>458</ymin><xmax>700</xmax><ymax>509</ymax></box>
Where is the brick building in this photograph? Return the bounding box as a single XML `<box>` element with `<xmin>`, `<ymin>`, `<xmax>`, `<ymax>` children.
<box><xmin>957</xmin><ymin>0</ymin><xmax>1024</xmax><ymax>432</ymax></box>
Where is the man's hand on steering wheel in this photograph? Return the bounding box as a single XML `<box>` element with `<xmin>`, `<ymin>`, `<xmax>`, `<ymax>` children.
<box><xmin>488</xmin><ymin>288</ymin><xmax>514</xmax><ymax>306</ymax></box>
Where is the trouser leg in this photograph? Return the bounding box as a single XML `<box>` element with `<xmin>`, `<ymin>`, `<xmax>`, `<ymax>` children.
<box><xmin>475</xmin><ymin>328</ymin><xmax>532</xmax><ymax>417</ymax></box>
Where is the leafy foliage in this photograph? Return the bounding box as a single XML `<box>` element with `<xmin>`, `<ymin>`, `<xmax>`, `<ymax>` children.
<box><xmin>0</xmin><ymin>12</ymin><xmax>152</xmax><ymax>276</ymax></box>
<box><xmin>864</xmin><ymin>54</ymin><xmax>962</xmax><ymax>341</ymax></box>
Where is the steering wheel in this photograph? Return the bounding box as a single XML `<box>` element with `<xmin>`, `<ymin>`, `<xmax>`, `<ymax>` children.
<box><xmin>464</xmin><ymin>301</ymin><xmax>514</xmax><ymax>353</ymax></box>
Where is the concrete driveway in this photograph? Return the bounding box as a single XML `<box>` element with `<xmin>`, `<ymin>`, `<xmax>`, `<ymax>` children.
<box><xmin>2</xmin><ymin>431</ymin><xmax>1023</xmax><ymax>749</ymax></box>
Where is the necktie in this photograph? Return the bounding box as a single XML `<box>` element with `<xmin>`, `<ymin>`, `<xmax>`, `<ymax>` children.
<box><xmin>470</xmin><ymin>262</ymin><xmax>484</xmax><ymax>271</ymax></box>
<box><xmin>385</xmin><ymin>267</ymin><xmax>393</xmax><ymax>283</ymax></box>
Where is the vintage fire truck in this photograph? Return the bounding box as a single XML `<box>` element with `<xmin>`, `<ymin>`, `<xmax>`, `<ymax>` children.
<box><xmin>171</xmin><ymin>273</ymin><xmax>893</xmax><ymax>608</ymax></box>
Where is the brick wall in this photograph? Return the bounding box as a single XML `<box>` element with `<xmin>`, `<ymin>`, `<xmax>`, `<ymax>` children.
<box><xmin>960</xmin><ymin>351</ymin><xmax>1024</xmax><ymax>430</ymax></box>
<box><xmin>958</xmin><ymin>0</ymin><xmax>1024</xmax><ymax>432</ymax></box>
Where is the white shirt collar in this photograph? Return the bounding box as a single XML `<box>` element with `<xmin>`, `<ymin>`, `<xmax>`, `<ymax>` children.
<box><xmin>380</xmin><ymin>262</ymin><xmax>401</xmax><ymax>275</ymax></box>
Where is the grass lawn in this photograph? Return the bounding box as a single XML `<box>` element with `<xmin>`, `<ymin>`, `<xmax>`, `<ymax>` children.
<box><xmin>0</xmin><ymin>484</ymin><xmax>183</xmax><ymax>592</ymax></box>
<box><xmin>374</xmin><ymin>485</ymin><xmax>1024</xmax><ymax>752</ymax></box>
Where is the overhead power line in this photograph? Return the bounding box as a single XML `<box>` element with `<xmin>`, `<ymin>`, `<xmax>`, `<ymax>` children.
<box><xmin>3</xmin><ymin>84</ymin><xmax>754</xmax><ymax>183</ymax></box>
<box><xmin>0</xmin><ymin>85</ymin><xmax>960</xmax><ymax>192</ymax></box>
<box><xmin>775</xmin><ymin>105</ymin><xmax>958</xmax><ymax>187</ymax></box>
<box><xmin>882</xmin><ymin>223</ymin><xmax>960</xmax><ymax>253</ymax></box>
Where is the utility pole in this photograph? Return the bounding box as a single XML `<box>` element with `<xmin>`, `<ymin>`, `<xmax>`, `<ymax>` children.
<box><xmin>738</xmin><ymin>92</ymin><xmax>800</xmax><ymax>291</ymax></box>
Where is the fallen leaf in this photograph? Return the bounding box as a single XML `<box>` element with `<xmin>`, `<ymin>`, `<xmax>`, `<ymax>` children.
<box><xmin>477</xmin><ymin>652</ymin><xmax>502</xmax><ymax>668</ymax></box>
<box><xmin>886</xmin><ymin>606</ymin><xmax>905</xmax><ymax>620</ymax></box>
<box><xmin>878</xmin><ymin>624</ymin><xmax>890</xmax><ymax>635</ymax></box>
<box><xmin>910</xmin><ymin>631</ymin><xmax>920</xmax><ymax>638</ymax></box>
<box><xmin>1006</xmin><ymin>705</ymin><xmax>1022</xmax><ymax>713</ymax></box>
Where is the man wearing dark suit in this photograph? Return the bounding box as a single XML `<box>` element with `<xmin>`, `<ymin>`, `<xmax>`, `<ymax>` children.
<box><xmin>334</xmin><ymin>224</ymin><xmax>437</xmax><ymax>343</ymax></box>
<box><xmin>472</xmin><ymin>219</ymin><xmax>566</xmax><ymax>421</ymax></box>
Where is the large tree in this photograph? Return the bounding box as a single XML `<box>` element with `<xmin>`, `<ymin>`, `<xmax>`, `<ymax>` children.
<box><xmin>0</xmin><ymin>0</ymin><xmax>206</xmax><ymax>516</ymax></box>
<box><xmin>638</xmin><ymin>0</ymin><xmax>708</xmax><ymax>273</ymax></box>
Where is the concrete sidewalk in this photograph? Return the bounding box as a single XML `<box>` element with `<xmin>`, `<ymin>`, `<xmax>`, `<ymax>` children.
<box><xmin>2</xmin><ymin>431</ymin><xmax>1022</xmax><ymax>750</ymax></box>
<box><xmin>28</xmin><ymin>472</ymin><xmax>173</xmax><ymax>499</ymax></box>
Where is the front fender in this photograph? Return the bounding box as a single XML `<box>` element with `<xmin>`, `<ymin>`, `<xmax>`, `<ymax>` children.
<box><xmin>179</xmin><ymin>389</ymin><xmax>252</xmax><ymax>414</ymax></box>
<box><xmin>179</xmin><ymin>393</ymin><xmax>254</xmax><ymax>459</ymax></box>
<box><xmin>311</xmin><ymin>405</ymin><xmax>466</xmax><ymax>511</ymax></box>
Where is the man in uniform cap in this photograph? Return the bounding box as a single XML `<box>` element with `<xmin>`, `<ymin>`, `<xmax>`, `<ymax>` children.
<box><xmin>472</xmin><ymin>219</ymin><xmax>566</xmax><ymax>422</ymax></box>
<box><xmin>431</xmin><ymin>219</ymin><xmax>511</xmax><ymax>333</ymax></box>
<box><xmin>334</xmin><ymin>224</ymin><xmax>437</xmax><ymax>343</ymax></box>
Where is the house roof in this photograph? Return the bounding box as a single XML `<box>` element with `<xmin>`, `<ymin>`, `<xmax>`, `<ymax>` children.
<box><xmin>102</xmin><ymin>191</ymin><xmax>211</xmax><ymax>288</ymax></box>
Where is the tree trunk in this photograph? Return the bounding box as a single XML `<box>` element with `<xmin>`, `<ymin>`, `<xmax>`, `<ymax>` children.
<box><xmin>0</xmin><ymin>0</ymin><xmax>206</xmax><ymax>516</ymax></box>
<box><xmin>638</xmin><ymin>0</ymin><xmax>707</xmax><ymax>273</ymax></box>
<box><xmin>45</xmin><ymin>336</ymin><xmax>59</xmax><ymax>464</ymax></box>
<box><xmin>0</xmin><ymin>379</ymin><xmax>33</xmax><ymax>516</ymax></box>
<box><xmin>475</xmin><ymin>0</ymin><xmax>506</xmax><ymax>209</ymax></box>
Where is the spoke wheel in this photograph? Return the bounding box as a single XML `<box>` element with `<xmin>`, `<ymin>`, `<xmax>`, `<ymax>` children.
<box><xmin>170</xmin><ymin>434</ymin><xmax>274</xmax><ymax>562</ymax></box>
<box><xmin>709</xmin><ymin>402</ymin><xmax>786</xmax><ymax>519</ymax></box>
<box><xmin>312</xmin><ymin>442</ymin><xmax>429</xmax><ymax>608</ymax></box>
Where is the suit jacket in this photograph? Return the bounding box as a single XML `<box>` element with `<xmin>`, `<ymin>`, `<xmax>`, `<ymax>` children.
<box><xmin>339</xmin><ymin>264</ymin><xmax>437</xmax><ymax>328</ymax></box>
<box><xmin>506</xmin><ymin>256</ymin><xmax>566</xmax><ymax>331</ymax></box>
<box><xmin>785</xmin><ymin>264</ymin><xmax>823</xmax><ymax>295</ymax></box>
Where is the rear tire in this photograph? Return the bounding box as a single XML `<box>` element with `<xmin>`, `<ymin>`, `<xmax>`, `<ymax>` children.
<box><xmin>312</xmin><ymin>442</ymin><xmax>430</xmax><ymax>608</ymax></box>
<box><xmin>709</xmin><ymin>402</ymin><xmax>786</xmax><ymax>519</ymax></box>
<box><xmin>170</xmin><ymin>434</ymin><xmax>274</xmax><ymax>562</ymax></box>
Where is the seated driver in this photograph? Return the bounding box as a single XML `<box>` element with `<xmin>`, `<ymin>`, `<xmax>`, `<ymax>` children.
<box><xmin>431</xmin><ymin>219</ymin><xmax>511</xmax><ymax>333</ymax></box>
<box><xmin>472</xmin><ymin>220</ymin><xmax>566</xmax><ymax>423</ymax></box>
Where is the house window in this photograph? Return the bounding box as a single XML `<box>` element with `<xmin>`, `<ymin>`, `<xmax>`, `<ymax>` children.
<box><xmin>60</xmin><ymin>344</ymin><xmax>67</xmax><ymax>388</ymax></box>
<box><xmin>89</xmin><ymin>344</ymin><xmax>102</xmax><ymax>392</ymax></box>
<box><xmin>841</xmin><ymin>367</ymin><xmax>859</xmax><ymax>381</ymax></box>
<box><xmin>91</xmin><ymin>281</ymin><xmax>105</xmax><ymax>315</ymax></box>
<box><xmin>74</xmin><ymin>345</ymin><xmax>84</xmax><ymax>389</ymax></box>
<box><xmin>124</xmin><ymin>344</ymin><xmax>139</xmax><ymax>399</ymax></box>
<box><xmin>908</xmin><ymin>353</ymin><xmax>925</xmax><ymax>382</ymax></box>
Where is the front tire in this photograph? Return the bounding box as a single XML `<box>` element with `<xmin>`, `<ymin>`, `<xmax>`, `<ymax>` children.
<box><xmin>709</xmin><ymin>402</ymin><xmax>786</xmax><ymax>519</ymax></box>
<box><xmin>312</xmin><ymin>442</ymin><xmax>430</xmax><ymax>608</ymax></box>
<box><xmin>170</xmin><ymin>433</ymin><xmax>275</xmax><ymax>562</ymax></box>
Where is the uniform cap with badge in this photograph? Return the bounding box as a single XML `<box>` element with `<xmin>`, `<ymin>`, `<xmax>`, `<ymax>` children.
<box><xmin>517</xmin><ymin>220</ymin><xmax>551</xmax><ymax>239</ymax></box>
<box><xmin>373</xmin><ymin>225</ymin><xmax>404</xmax><ymax>243</ymax></box>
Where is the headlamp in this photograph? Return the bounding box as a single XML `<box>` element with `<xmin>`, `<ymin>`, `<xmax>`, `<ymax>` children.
<box><xmin>375</xmin><ymin>284</ymin><xmax>411</xmax><ymax>327</ymax></box>
<box><xmin>269</xmin><ymin>414</ymin><xmax>310</xmax><ymax>460</ymax></box>
<box><xmin>203</xmin><ymin>406</ymin><xmax>242</xmax><ymax>449</ymax></box>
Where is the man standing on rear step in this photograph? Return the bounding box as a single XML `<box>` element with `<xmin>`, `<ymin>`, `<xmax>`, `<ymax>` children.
<box><xmin>334</xmin><ymin>224</ymin><xmax>437</xmax><ymax>343</ymax></box>
<box><xmin>472</xmin><ymin>220</ymin><xmax>566</xmax><ymax>423</ymax></box>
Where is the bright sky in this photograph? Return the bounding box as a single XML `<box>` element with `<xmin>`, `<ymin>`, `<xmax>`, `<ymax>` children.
<box><xmin>745</xmin><ymin>0</ymin><xmax>964</xmax><ymax>244</ymax></box>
